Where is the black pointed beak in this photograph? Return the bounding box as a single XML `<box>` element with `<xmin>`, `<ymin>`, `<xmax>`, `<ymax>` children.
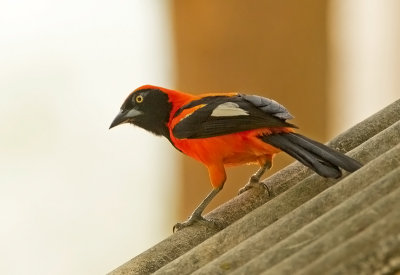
<box><xmin>109</xmin><ymin>109</ymin><xmax>143</xmax><ymax>129</ymax></box>
<box><xmin>109</xmin><ymin>110</ymin><xmax>126</xmax><ymax>129</ymax></box>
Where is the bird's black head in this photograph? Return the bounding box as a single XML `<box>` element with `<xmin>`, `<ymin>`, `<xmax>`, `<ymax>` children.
<box><xmin>109</xmin><ymin>86</ymin><xmax>172</xmax><ymax>138</ymax></box>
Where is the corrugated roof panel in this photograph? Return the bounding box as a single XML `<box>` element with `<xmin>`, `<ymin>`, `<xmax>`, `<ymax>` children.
<box><xmin>109</xmin><ymin>99</ymin><xmax>400</xmax><ymax>275</ymax></box>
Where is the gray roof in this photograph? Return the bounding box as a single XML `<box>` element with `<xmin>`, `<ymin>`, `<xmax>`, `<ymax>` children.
<box><xmin>109</xmin><ymin>99</ymin><xmax>400</xmax><ymax>275</ymax></box>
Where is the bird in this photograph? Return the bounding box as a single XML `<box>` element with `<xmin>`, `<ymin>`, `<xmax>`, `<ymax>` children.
<box><xmin>109</xmin><ymin>85</ymin><xmax>362</xmax><ymax>231</ymax></box>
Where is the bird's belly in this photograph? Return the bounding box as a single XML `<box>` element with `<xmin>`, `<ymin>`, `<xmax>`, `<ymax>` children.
<box><xmin>172</xmin><ymin>129</ymin><xmax>285</xmax><ymax>167</ymax></box>
<box><xmin>222</xmin><ymin>152</ymin><xmax>264</xmax><ymax>166</ymax></box>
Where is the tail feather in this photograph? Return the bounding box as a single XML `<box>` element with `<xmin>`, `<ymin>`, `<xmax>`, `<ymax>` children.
<box><xmin>290</xmin><ymin>133</ymin><xmax>362</xmax><ymax>172</ymax></box>
<box><xmin>261</xmin><ymin>133</ymin><xmax>362</xmax><ymax>178</ymax></box>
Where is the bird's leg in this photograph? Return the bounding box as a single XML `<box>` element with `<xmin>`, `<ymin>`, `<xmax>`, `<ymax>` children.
<box><xmin>250</xmin><ymin>161</ymin><xmax>271</xmax><ymax>183</ymax></box>
<box><xmin>238</xmin><ymin>160</ymin><xmax>272</xmax><ymax>195</ymax></box>
<box><xmin>173</xmin><ymin>187</ymin><xmax>222</xmax><ymax>232</ymax></box>
<box><xmin>173</xmin><ymin>164</ymin><xmax>226</xmax><ymax>232</ymax></box>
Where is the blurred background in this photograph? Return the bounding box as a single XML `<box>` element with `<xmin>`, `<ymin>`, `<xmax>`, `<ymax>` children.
<box><xmin>0</xmin><ymin>0</ymin><xmax>399</xmax><ymax>274</ymax></box>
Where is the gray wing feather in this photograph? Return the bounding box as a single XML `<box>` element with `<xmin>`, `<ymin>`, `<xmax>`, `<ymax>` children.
<box><xmin>241</xmin><ymin>94</ymin><xmax>294</xmax><ymax>120</ymax></box>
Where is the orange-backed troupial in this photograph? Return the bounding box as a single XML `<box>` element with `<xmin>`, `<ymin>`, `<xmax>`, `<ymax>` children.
<box><xmin>110</xmin><ymin>85</ymin><xmax>362</xmax><ymax>231</ymax></box>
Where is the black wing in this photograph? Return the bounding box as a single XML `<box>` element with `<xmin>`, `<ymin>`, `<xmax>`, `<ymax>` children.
<box><xmin>172</xmin><ymin>94</ymin><xmax>296</xmax><ymax>139</ymax></box>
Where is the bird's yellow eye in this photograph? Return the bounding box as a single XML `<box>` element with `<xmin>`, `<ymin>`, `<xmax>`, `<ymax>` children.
<box><xmin>135</xmin><ymin>95</ymin><xmax>144</xmax><ymax>103</ymax></box>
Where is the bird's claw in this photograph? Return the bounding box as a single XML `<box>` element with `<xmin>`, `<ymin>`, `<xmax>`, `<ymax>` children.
<box><xmin>238</xmin><ymin>180</ymin><xmax>271</xmax><ymax>196</ymax></box>
<box><xmin>173</xmin><ymin>215</ymin><xmax>219</xmax><ymax>232</ymax></box>
<box><xmin>173</xmin><ymin>216</ymin><xmax>201</xmax><ymax>232</ymax></box>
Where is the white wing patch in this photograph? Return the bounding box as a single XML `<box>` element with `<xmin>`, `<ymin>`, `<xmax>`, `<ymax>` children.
<box><xmin>211</xmin><ymin>102</ymin><xmax>249</xmax><ymax>117</ymax></box>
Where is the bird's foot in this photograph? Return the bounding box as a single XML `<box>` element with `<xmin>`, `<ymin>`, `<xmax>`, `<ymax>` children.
<box><xmin>173</xmin><ymin>214</ymin><xmax>219</xmax><ymax>232</ymax></box>
<box><xmin>238</xmin><ymin>177</ymin><xmax>271</xmax><ymax>196</ymax></box>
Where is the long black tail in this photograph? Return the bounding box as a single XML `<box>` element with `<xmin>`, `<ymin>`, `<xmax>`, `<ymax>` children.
<box><xmin>261</xmin><ymin>133</ymin><xmax>362</xmax><ymax>178</ymax></box>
